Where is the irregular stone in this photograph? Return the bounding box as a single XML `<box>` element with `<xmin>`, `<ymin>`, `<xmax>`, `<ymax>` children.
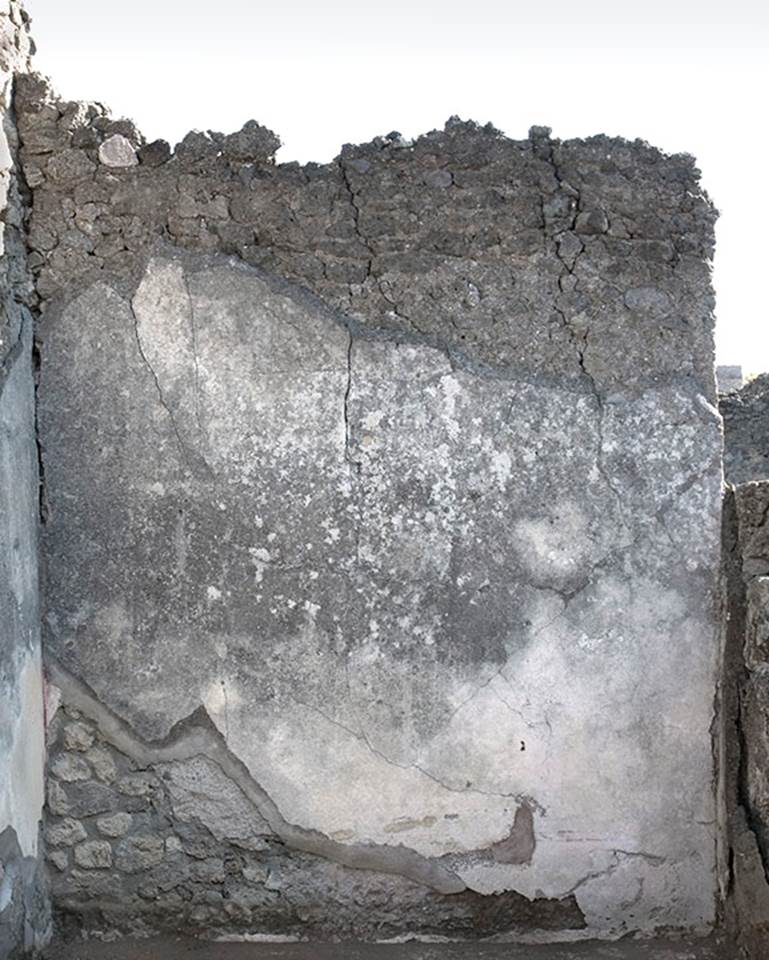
<box><xmin>174</xmin><ymin>130</ymin><xmax>218</xmax><ymax>165</ymax></box>
<box><xmin>53</xmin><ymin>780</ymin><xmax>130</xmax><ymax>818</ymax></box>
<box><xmin>46</xmin><ymin>849</ymin><xmax>69</xmax><ymax>871</ymax></box>
<box><xmin>138</xmin><ymin>138</ymin><xmax>171</xmax><ymax>167</ymax></box>
<box><xmin>735</xmin><ymin>483</ymin><xmax>769</xmax><ymax>579</ymax></box>
<box><xmin>86</xmin><ymin>744</ymin><xmax>117</xmax><ymax>783</ymax></box>
<box><xmin>62</xmin><ymin>721</ymin><xmax>94</xmax><ymax>752</ymax></box>
<box><xmin>114</xmin><ymin>834</ymin><xmax>165</xmax><ymax>873</ymax></box>
<box><xmin>116</xmin><ymin>772</ymin><xmax>158</xmax><ymax>797</ymax></box>
<box><xmin>100</xmin><ymin>117</ymin><xmax>142</xmax><ymax>146</ymax></box>
<box><xmin>746</xmin><ymin>578</ymin><xmax>769</xmax><ymax>668</ymax></box>
<box><xmin>74</xmin><ymin>839</ymin><xmax>113</xmax><ymax>869</ymax></box>
<box><xmin>97</xmin><ymin>133</ymin><xmax>138</xmax><ymax>168</ymax></box>
<box><xmin>242</xmin><ymin>862</ymin><xmax>269</xmax><ymax>884</ymax></box>
<box><xmin>556</xmin><ymin>231</ymin><xmax>584</xmax><ymax>269</ymax></box>
<box><xmin>623</xmin><ymin>285</ymin><xmax>672</xmax><ymax>318</ymax></box>
<box><xmin>222</xmin><ymin>120</ymin><xmax>280</xmax><ymax>164</ymax></box>
<box><xmin>191</xmin><ymin>857</ymin><xmax>226</xmax><ymax>883</ymax></box>
<box><xmin>741</xmin><ymin>670</ymin><xmax>769</xmax><ymax>860</ymax></box>
<box><xmin>717</xmin><ymin>364</ymin><xmax>743</xmax><ymax>394</ymax></box>
<box><xmin>70</xmin><ymin>126</ymin><xmax>100</xmax><ymax>150</ymax></box>
<box><xmin>165</xmin><ymin>835</ymin><xmax>183</xmax><ymax>854</ymax></box>
<box><xmin>46</xmin><ymin>148</ymin><xmax>96</xmax><ymax>184</ymax></box>
<box><xmin>45</xmin><ymin>817</ymin><xmax>86</xmax><ymax>847</ymax></box>
<box><xmin>69</xmin><ymin>869</ymin><xmax>123</xmax><ymax>898</ymax></box>
<box><xmin>49</xmin><ymin>751</ymin><xmax>91</xmax><ymax>782</ymax></box>
<box><xmin>158</xmin><ymin>756</ymin><xmax>272</xmax><ymax>849</ymax></box>
<box><xmin>96</xmin><ymin>812</ymin><xmax>132</xmax><ymax>838</ymax></box>
<box><xmin>46</xmin><ymin>779</ymin><xmax>70</xmax><ymax>817</ymax></box>
<box><xmin>575</xmin><ymin>207</ymin><xmax>609</xmax><ymax>235</ymax></box>
<box><xmin>423</xmin><ymin>168</ymin><xmax>452</xmax><ymax>188</ymax></box>
<box><xmin>721</xmin><ymin>373</ymin><xmax>769</xmax><ymax>484</ymax></box>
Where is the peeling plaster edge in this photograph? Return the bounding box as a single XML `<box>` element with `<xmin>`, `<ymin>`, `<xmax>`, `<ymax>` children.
<box><xmin>45</xmin><ymin>657</ymin><xmax>468</xmax><ymax>895</ymax></box>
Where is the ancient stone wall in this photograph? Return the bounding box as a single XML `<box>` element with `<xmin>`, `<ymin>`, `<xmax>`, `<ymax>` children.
<box><xmin>0</xmin><ymin>3</ymin><xmax>50</xmax><ymax>956</ymax></box>
<box><xmin>719</xmin><ymin>484</ymin><xmax>769</xmax><ymax>956</ymax></box>
<box><xmin>23</xmin><ymin>61</ymin><xmax>725</xmax><ymax>944</ymax></box>
<box><xmin>722</xmin><ymin>374</ymin><xmax>769</xmax><ymax>485</ymax></box>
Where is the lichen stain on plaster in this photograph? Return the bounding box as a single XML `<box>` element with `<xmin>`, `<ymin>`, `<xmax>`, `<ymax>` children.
<box><xmin>513</xmin><ymin>500</ymin><xmax>595</xmax><ymax>582</ymax></box>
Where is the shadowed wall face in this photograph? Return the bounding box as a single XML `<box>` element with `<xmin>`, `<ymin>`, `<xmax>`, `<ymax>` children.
<box><xmin>0</xmin><ymin>3</ymin><xmax>50</xmax><ymax>955</ymax></box>
<box><xmin>29</xmin><ymin>88</ymin><xmax>722</xmax><ymax>941</ymax></box>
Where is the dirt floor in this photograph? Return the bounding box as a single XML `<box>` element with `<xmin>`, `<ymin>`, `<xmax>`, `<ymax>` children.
<box><xmin>43</xmin><ymin>935</ymin><xmax>734</xmax><ymax>960</ymax></box>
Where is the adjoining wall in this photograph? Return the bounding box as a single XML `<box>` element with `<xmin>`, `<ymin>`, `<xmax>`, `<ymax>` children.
<box><xmin>0</xmin><ymin>3</ymin><xmax>50</xmax><ymax>956</ymax></box>
<box><xmin>717</xmin><ymin>372</ymin><xmax>769</xmax><ymax>957</ymax></box>
<box><xmin>720</xmin><ymin>483</ymin><xmax>769</xmax><ymax>957</ymax></box>
<box><xmin>24</xmin><ymin>70</ymin><xmax>725</xmax><ymax>944</ymax></box>
<box><xmin>722</xmin><ymin>374</ymin><xmax>769</xmax><ymax>485</ymax></box>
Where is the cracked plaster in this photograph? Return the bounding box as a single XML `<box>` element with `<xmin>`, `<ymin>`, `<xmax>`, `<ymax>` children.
<box><xmin>38</xmin><ymin>237</ymin><xmax>722</xmax><ymax>940</ymax></box>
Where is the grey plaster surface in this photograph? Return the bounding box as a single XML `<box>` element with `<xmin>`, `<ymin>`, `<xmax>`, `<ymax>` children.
<box><xmin>39</xmin><ymin>240</ymin><xmax>723</xmax><ymax>940</ymax></box>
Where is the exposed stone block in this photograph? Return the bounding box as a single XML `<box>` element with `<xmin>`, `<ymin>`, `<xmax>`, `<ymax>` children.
<box><xmin>73</xmin><ymin>840</ymin><xmax>113</xmax><ymax>869</ymax></box>
<box><xmin>45</xmin><ymin>818</ymin><xmax>86</xmax><ymax>848</ymax></box>
<box><xmin>96</xmin><ymin>812</ymin><xmax>132</xmax><ymax>838</ymax></box>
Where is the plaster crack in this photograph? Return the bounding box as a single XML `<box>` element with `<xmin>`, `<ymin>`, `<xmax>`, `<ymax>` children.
<box><xmin>343</xmin><ymin>331</ymin><xmax>360</xmax><ymax>475</ymax></box>
<box><xmin>180</xmin><ymin>268</ymin><xmax>209</xmax><ymax>449</ymax></box>
<box><xmin>294</xmin><ymin>695</ymin><xmax>525</xmax><ymax>802</ymax></box>
<box><xmin>128</xmin><ymin>294</ymin><xmax>195</xmax><ymax>473</ymax></box>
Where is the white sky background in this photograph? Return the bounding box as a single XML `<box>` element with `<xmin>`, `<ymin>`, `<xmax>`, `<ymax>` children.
<box><xmin>25</xmin><ymin>0</ymin><xmax>768</xmax><ymax>373</ymax></box>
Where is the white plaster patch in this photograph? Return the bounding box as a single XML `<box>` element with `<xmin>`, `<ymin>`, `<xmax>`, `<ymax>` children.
<box><xmin>0</xmin><ymin>650</ymin><xmax>45</xmax><ymax>856</ymax></box>
<box><xmin>513</xmin><ymin>500</ymin><xmax>594</xmax><ymax>580</ymax></box>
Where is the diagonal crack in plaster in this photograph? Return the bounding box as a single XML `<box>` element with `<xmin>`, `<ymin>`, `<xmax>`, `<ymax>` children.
<box><xmin>128</xmin><ymin>284</ymin><xmax>216</xmax><ymax>479</ymax></box>
<box><xmin>564</xmin><ymin>849</ymin><xmax>667</xmax><ymax>899</ymax></box>
<box><xmin>127</xmin><ymin>294</ymin><xmax>196</xmax><ymax>473</ymax></box>
<box><xmin>180</xmin><ymin>268</ymin><xmax>210</xmax><ymax>454</ymax></box>
<box><xmin>292</xmin><ymin>695</ymin><xmax>531</xmax><ymax>804</ymax></box>
<box><xmin>45</xmin><ymin>657</ymin><xmax>467</xmax><ymax>895</ymax></box>
<box><xmin>343</xmin><ymin>330</ymin><xmax>360</xmax><ymax>475</ymax></box>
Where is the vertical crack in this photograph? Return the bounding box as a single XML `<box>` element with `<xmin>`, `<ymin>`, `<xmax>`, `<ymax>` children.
<box><xmin>128</xmin><ymin>295</ymin><xmax>194</xmax><ymax>473</ymax></box>
<box><xmin>31</xmin><ymin>330</ymin><xmax>50</xmax><ymax>526</ymax></box>
<box><xmin>339</xmin><ymin>160</ymin><xmax>374</xmax><ymax>282</ymax></box>
<box><xmin>535</xmin><ymin>132</ymin><xmax>623</xmax><ymax>512</ymax></box>
<box><xmin>181</xmin><ymin>269</ymin><xmax>208</xmax><ymax>448</ymax></box>
<box><xmin>343</xmin><ymin>331</ymin><xmax>360</xmax><ymax>475</ymax></box>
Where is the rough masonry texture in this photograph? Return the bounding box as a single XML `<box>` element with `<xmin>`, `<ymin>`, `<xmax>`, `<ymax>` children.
<box><xmin>0</xmin><ymin>4</ymin><xmax>50</xmax><ymax>957</ymax></box>
<box><xmin>717</xmin><ymin>374</ymin><xmax>769</xmax><ymax>957</ymax></box>
<box><xmin>16</xmin><ymin>61</ymin><xmax>725</xmax><ymax>945</ymax></box>
<box><xmin>721</xmin><ymin>374</ymin><xmax>769</xmax><ymax>485</ymax></box>
<box><xmin>719</xmin><ymin>483</ymin><xmax>769</xmax><ymax>956</ymax></box>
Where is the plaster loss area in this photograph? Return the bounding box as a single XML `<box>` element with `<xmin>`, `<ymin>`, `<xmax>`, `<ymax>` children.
<box><xmin>39</xmin><ymin>246</ymin><xmax>722</xmax><ymax>940</ymax></box>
